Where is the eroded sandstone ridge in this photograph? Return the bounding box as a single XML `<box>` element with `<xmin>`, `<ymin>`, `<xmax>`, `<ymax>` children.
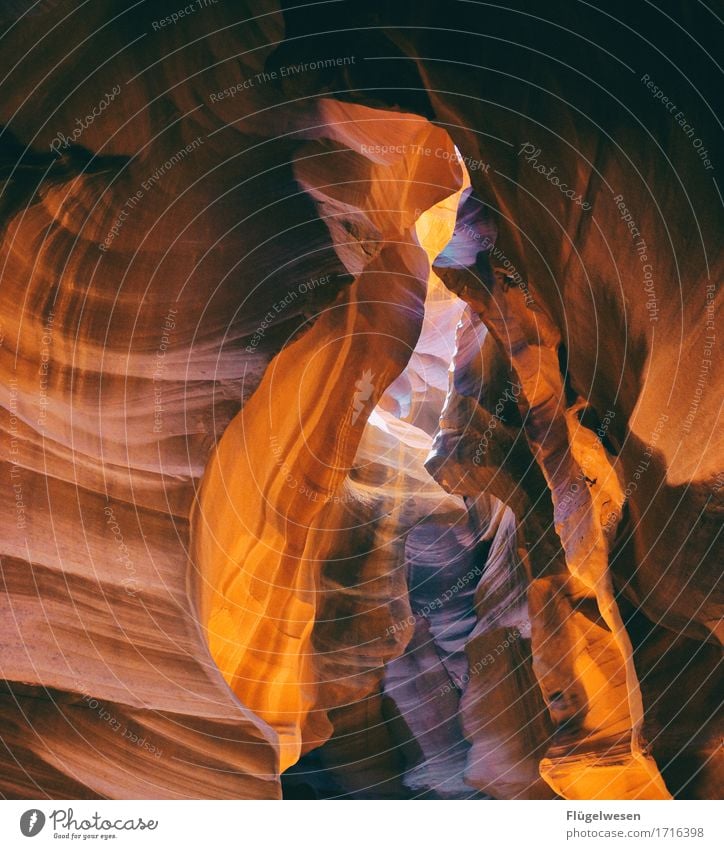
<box><xmin>0</xmin><ymin>0</ymin><xmax>721</xmax><ymax>799</ymax></box>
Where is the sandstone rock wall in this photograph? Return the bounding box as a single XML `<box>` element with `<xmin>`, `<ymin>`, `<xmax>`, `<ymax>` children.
<box><xmin>0</xmin><ymin>0</ymin><xmax>720</xmax><ymax>800</ymax></box>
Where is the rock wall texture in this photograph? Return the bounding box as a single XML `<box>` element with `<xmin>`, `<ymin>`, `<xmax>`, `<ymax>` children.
<box><xmin>0</xmin><ymin>0</ymin><xmax>721</xmax><ymax>799</ymax></box>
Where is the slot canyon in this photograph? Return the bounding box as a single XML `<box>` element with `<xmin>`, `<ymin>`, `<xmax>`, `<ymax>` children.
<box><xmin>0</xmin><ymin>0</ymin><xmax>721</xmax><ymax>802</ymax></box>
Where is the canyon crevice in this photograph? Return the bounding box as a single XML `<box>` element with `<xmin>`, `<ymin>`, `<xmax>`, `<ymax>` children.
<box><xmin>0</xmin><ymin>0</ymin><xmax>720</xmax><ymax>800</ymax></box>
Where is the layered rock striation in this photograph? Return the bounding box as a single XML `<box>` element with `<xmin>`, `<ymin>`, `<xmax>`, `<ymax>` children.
<box><xmin>0</xmin><ymin>0</ymin><xmax>720</xmax><ymax>800</ymax></box>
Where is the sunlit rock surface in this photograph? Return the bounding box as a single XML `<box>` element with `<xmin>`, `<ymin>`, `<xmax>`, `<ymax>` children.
<box><xmin>432</xmin><ymin>202</ymin><xmax>671</xmax><ymax>798</ymax></box>
<box><xmin>0</xmin><ymin>0</ymin><xmax>720</xmax><ymax>800</ymax></box>
<box><xmin>191</xmin><ymin>114</ymin><xmax>462</xmax><ymax>771</ymax></box>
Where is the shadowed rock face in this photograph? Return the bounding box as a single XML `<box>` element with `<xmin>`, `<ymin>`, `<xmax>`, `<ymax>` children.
<box><xmin>0</xmin><ymin>0</ymin><xmax>720</xmax><ymax>799</ymax></box>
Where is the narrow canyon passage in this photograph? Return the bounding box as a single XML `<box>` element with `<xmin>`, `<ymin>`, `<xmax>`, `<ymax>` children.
<box><xmin>191</xmin><ymin>120</ymin><xmax>474</xmax><ymax>789</ymax></box>
<box><xmin>190</xmin><ymin>121</ymin><xmax>698</xmax><ymax>798</ymax></box>
<box><xmin>0</xmin><ymin>0</ymin><xmax>719</xmax><ymax>805</ymax></box>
